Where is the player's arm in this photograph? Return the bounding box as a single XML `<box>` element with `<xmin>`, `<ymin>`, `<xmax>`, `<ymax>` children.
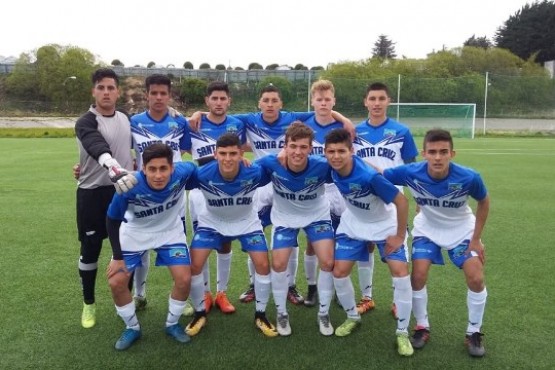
<box><xmin>468</xmin><ymin>195</ymin><xmax>490</xmax><ymax>264</ymax></box>
<box><xmin>331</xmin><ymin>111</ymin><xmax>355</xmax><ymax>139</ymax></box>
<box><xmin>105</xmin><ymin>215</ymin><xmax>129</xmax><ymax>279</ymax></box>
<box><xmin>187</xmin><ymin>111</ymin><xmax>208</xmax><ymax>132</ymax></box>
<box><xmin>385</xmin><ymin>191</ymin><xmax>409</xmax><ymax>255</ymax></box>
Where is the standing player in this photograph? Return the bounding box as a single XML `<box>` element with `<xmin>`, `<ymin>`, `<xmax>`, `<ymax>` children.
<box><xmin>353</xmin><ymin>82</ymin><xmax>418</xmax><ymax>315</ymax></box>
<box><xmin>324</xmin><ymin>128</ymin><xmax>413</xmax><ymax>356</ymax></box>
<box><xmin>183</xmin><ymin>133</ymin><xmax>277</xmax><ymax>337</ymax></box>
<box><xmin>129</xmin><ymin>74</ymin><xmax>190</xmax><ymax>311</ymax></box>
<box><xmin>256</xmin><ymin>122</ymin><xmax>336</xmax><ymax>336</ymax></box>
<box><xmin>75</xmin><ymin>68</ymin><xmax>136</xmax><ymax>329</ymax></box>
<box><xmin>106</xmin><ymin>143</ymin><xmax>196</xmax><ymax>350</ymax></box>
<box><xmin>184</xmin><ymin>81</ymin><xmax>247</xmax><ymax>314</ymax></box>
<box><xmin>383</xmin><ymin>129</ymin><xmax>490</xmax><ymax>357</ymax></box>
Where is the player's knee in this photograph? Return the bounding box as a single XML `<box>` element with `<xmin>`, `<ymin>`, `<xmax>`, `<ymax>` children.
<box><xmin>320</xmin><ymin>259</ymin><xmax>334</xmax><ymax>272</ymax></box>
<box><xmin>411</xmin><ymin>270</ymin><xmax>428</xmax><ymax>290</ymax></box>
<box><xmin>272</xmin><ymin>260</ymin><xmax>287</xmax><ymax>272</ymax></box>
<box><xmin>332</xmin><ymin>266</ymin><xmax>350</xmax><ymax>279</ymax></box>
<box><xmin>173</xmin><ymin>273</ymin><xmax>191</xmax><ymax>292</ymax></box>
<box><xmin>466</xmin><ymin>273</ymin><xmax>484</xmax><ymax>291</ymax></box>
<box><xmin>109</xmin><ymin>275</ymin><xmax>129</xmax><ymax>294</ymax></box>
<box><xmin>79</xmin><ymin>236</ymin><xmax>103</xmax><ymax>264</ymax></box>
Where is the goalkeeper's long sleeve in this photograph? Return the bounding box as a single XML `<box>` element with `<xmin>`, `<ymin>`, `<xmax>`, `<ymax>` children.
<box><xmin>106</xmin><ymin>216</ymin><xmax>123</xmax><ymax>260</ymax></box>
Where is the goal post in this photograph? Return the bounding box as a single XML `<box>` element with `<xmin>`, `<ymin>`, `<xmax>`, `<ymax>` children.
<box><xmin>387</xmin><ymin>103</ymin><xmax>477</xmax><ymax>138</ymax></box>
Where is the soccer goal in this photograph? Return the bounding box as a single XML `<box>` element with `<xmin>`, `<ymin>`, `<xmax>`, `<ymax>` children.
<box><xmin>387</xmin><ymin>103</ymin><xmax>477</xmax><ymax>138</ymax></box>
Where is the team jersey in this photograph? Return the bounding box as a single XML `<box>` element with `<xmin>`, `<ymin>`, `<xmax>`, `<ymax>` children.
<box><xmin>107</xmin><ymin>162</ymin><xmax>196</xmax><ymax>251</ymax></box>
<box><xmin>233</xmin><ymin>111</ymin><xmax>314</xmax><ymax>158</ymax></box>
<box><xmin>256</xmin><ymin>154</ymin><xmax>332</xmax><ymax>228</ymax></box>
<box><xmin>384</xmin><ymin>161</ymin><xmax>488</xmax><ymax>249</ymax></box>
<box><xmin>188</xmin><ymin>162</ymin><xmax>271</xmax><ymax>235</ymax></box>
<box><xmin>130</xmin><ymin>111</ymin><xmax>190</xmax><ymax>168</ymax></box>
<box><xmin>354</xmin><ymin>117</ymin><xmax>418</xmax><ymax>170</ymax></box>
<box><xmin>303</xmin><ymin>116</ymin><xmax>344</xmax><ymax>156</ymax></box>
<box><xmin>185</xmin><ymin>115</ymin><xmax>246</xmax><ymax>161</ymax></box>
<box><xmin>333</xmin><ymin>156</ymin><xmax>401</xmax><ymax>241</ymax></box>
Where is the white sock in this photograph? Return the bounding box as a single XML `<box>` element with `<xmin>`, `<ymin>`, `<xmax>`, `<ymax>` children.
<box><xmin>357</xmin><ymin>253</ymin><xmax>374</xmax><ymax>299</ymax></box>
<box><xmin>412</xmin><ymin>286</ymin><xmax>429</xmax><ymax>328</ymax></box>
<box><xmin>271</xmin><ymin>269</ymin><xmax>288</xmax><ymax>315</ymax></box>
<box><xmin>190</xmin><ymin>274</ymin><xmax>205</xmax><ymax>312</ymax></box>
<box><xmin>216</xmin><ymin>251</ymin><xmax>232</xmax><ymax>292</ymax></box>
<box><xmin>317</xmin><ymin>270</ymin><xmax>334</xmax><ymax>316</ymax></box>
<box><xmin>166</xmin><ymin>297</ymin><xmax>186</xmax><ymax>327</ymax></box>
<box><xmin>333</xmin><ymin>276</ymin><xmax>360</xmax><ymax>320</ymax></box>
<box><xmin>287</xmin><ymin>248</ymin><xmax>299</xmax><ymax>287</ymax></box>
<box><xmin>133</xmin><ymin>252</ymin><xmax>150</xmax><ymax>298</ymax></box>
<box><xmin>247</xmin><ymin>256</ymin><xmax>255</xmax><ymax>285</ymax></box>
<box><xmin>254</xmin><ymin>272</ymin><xmax>271</xmax><ymax>313</ymax></box>
<box><xmin>202</xmin><ymin>260</ymin><xmax>210</xmax><ymax>293</ymax></box>
<box><xmin>392</xmin><ymin>275</ymin><xmax>412</xmax><ymax>334</ymax></box>
<box><xmin>304</xmin><ymin>253</ymin><xmax>318</xmax><ymax>285</ymax></box>
<box><xmin>116</xmin><ymin>301</ymin><xmax>140</xmax><ymax>330</ymax></box>
<box><xmin>467</xmin><ymin>287</ymin><xmax>487</xmax><ymax>334</ymax></box>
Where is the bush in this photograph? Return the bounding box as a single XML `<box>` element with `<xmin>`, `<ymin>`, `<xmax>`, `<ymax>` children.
<box><xmin>180</xmin><ymin>78</ymin><xmax>208</xmax><ymax>106</ymax></box>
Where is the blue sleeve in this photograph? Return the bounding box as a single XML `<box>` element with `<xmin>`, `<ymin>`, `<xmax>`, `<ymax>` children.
<box><xmin>292</xmin><ymin>111</ymin><xmax>314</xmax><ymax>121</ymax></box>
<box><xmin>254</xmin><ymin>155</ymin><xmax>274</xmax><ymax>176</ymax></box>
<box><xmin>106</xmin><ymin>193</ymin><xmax>129</xmax><ymax>221</ymax></box>
<box><xmin>231</xmin><ymin>113</ymin><xmax>253</xmax><ymax>124</ymax></box>
<box><xmin>383</xmin><ymin>165</ymin><xmax>409</xmax><ymax>186</ymax></box>
<box><xmin>469</xmin><ymin>172</ymin><xmax>488</xmax><ymax>201</ymax></box>
<box><xmin>178</xmin><ymin>117</ymin><xmax>192</xmax><ymax>151</ymax></box>
<box><xmin>370</xmin><ymin>174</ymin><xmax>401</xmax><ymax>204</ymax></box>
<box><xmin>253</xmin><ymin>164</ymin><xmax>271</xmax><ymax>187</ymax></box>
<box><xmin>401</xmin><ymin>129</ymin><xmax>419</xmax><ymax>162</ymax></box>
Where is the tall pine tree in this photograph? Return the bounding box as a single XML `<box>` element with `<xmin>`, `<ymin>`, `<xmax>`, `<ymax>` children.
<box><xmin>372</xmin><ymin>35</ymin><xmax>397</xmax><ymax>59</ymax></box>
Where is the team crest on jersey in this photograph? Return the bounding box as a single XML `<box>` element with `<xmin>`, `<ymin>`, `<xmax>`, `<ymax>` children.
<box><xmin>241</xmin><ymin>179</ymin><xmax>253</xmax><ymax>187</ymax></box>
<box><xmin>448</xmin><ymin>183</ymin><xmax>463</xmax><ymax>191</ymax></box>
<box><xmin>384</xmin><ymin>129</ymin><xmax>397</xmax><ymax>137</ymax></box>
<box><xmin>226</xmin><ymin>124</ymin><xmax>238</xmax><ymax>133</ymax></box>
<box><xmin>348</xmin><ymin>183</ymin><xmax>362</xmax><ymax>191</ymax></box>
<box><xmin>305</xmin><ymin>177</ymin><xmax>318</xmax><ymax>185</ymax></box>
<box><xmin>168</xmin><ymin>121</ymin><xmax>178</xmax><ymax>130</ymax></box>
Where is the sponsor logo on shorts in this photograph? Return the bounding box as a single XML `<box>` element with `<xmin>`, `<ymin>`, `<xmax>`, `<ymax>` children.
<box><xmin>335</xmin><ymin>243</ymin><xmax>354</xmax><ymax>251</ymax></box>
<box><xmin>413</xmin><ymin>248</ymin><xmax>432</xmax><ymax>254</ymax></box>
<box><xmin>170</xmin><ymin>248</ymin><xmax>189</xmax><ymax>258</ymax></box>
<box><xmin>314</xmin><ymin>224</ymin><xmax>332</xmax><ymax>233</ymax></box>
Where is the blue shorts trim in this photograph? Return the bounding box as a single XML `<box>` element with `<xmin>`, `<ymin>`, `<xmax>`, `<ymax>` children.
<box><xmin>334</xmin><ymin>234</ymin><xmax>408</xmax><ymax>263</ymax></box>
<box><xmin>258</xmin><ymin>205</ymin><xmax>272</xmax><ymax>228</ymax></box>
<box><xmin>122</xmin><ymin>244</ymin><xmax>190</xmax><ymax>271</ymax></box>
<box><xmin>191</xmin><ymin>227</ymin><xmax>268</xmax><ymax>253</ymax></box>
<box><xmin>412</xmin><ymin>237</ymin><xmax>477</xmax><ymax>269</ymax></box>
<box><xmin>272</xmin><ymin>220</ymin><xmax>334</xmax><ymax>250</ymax></box>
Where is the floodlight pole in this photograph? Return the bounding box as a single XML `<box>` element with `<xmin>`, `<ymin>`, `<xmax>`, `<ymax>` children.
<box><xmin>483</xmin><ymin>72</ymin><xmax>488</xmax><ymax>136</ymax></box>
<box><xmin>397</xmin><ymin>74</ymin><xmax>401</xmax><ymax>121</ymax></box>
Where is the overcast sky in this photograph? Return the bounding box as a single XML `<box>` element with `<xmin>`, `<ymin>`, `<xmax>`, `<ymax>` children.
<box><xmin>1</xmin><ymin>0</ymin><xmax>532</xmax><ymax>69</ymax></box>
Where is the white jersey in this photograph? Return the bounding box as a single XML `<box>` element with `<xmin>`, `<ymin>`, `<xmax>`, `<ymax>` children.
<box><xmin>256</xmin><ymin>155</ymin><xmax>331</xmax><ymax>228</ymax></box>
<box><xmin>384</xmin><ymin>161</ymin><xmax>488</xmax><ymax>249</ymax></box>
<box><xmin>189</xmin><ymin>161</ymin><xmax>270</xmax><ymax>236</ymax></box>
<box><xmin>106</xmin><ymin>162</ymin><xmax>196</xmax><ymax>251</ymax></box>
<box><xmin>333</xmin><ymin>156</ymin><xmax>401</xmax><ymax>241</ymax></box>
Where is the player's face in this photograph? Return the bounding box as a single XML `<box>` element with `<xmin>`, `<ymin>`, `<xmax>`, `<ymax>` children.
<box><xmin>206</xmin><ymin>91</ymin><xmax>231</xmax><ymax>117</ymax></box>
<box><xmin>147</xmin><ymin>84</ymin><xmax>170</xmax><ymax>115</ymax></box>
<box><xmin>285</xmin><ymin>137</ymin><xmax>312</xmax><ymax>171</ymax></box>
<box><xmin>422</xmin><ymin>140</ymin><xmax>455</xmax><ymax>179</ymax></box>
<box><xmin>311</xmin><ymin>90</ymin><xmax>336</xmax><ymax>118</ymax></box>
<box><xmin>143</xmin><ymin>157</ymin><xmax>174</xmax><ymax>190</ymax></box>
<box><xmin>325</xmin><ymin>142</ymin><xmax>353</xmax><ymax>173</ymax></box>
<box><xmin>258</xmin><ymin>92</ymin><xmax>283</xmax><ymax>123</ymax></box>
<box><xmin>215</xmin><ymin>145</ymin><xmax>242</xmax><ymax>179</ymax></box>
<box><xmin>92</xmin><ymin>78</ymin><xmax>119</xmax><ymax>115</ymax></box>
<box><xmin>364</xmin><ymin>89</ymin><xmax>390</xmax><ymax>121</ymax></box>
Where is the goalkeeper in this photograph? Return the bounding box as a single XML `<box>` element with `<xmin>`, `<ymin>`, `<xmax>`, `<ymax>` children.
<box><xmin>74</xmin><ymin>68</ymin><xmax>137</xmax><ymax>330</ymax></box>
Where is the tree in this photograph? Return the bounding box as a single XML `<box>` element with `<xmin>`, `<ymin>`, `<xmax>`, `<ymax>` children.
<box><xmin>234</xmin><ymin>66</ymin><xmax>245</xmax><ymax>71</ymax></box>
<box><xmin>183</xmin><ymin>61</ymin><xmax>194</xmax><ymax>69</ymax></box>
<box><xmin>111</xmin><ymin>59</ymin><xmax>124</xmax><ymax>66</ymax></box>
<box><xmin>248</xmin><ymin>62</ymin><xmax>263</xmax><ymax>70</ymax></box>
<box><xmin>294</xmin><ymin>64</ymin><xmax>308</xmax><ymax>70</ymax></box>
<box><xmin>495</xmin><ymin>1</ymin><xmax>555</xmax><ymax>64</ymax></box>
<box><xmin>199</xmin><ymin>63</ymin><xmax>211</xmax><ymax>69</ymax></box>
<box><xmin>147</xmin><ymin>61</ymin><xmax>156</xmax><ymax>68</ymax></box>
<box><xmin>215</xmin><ymin>64</ymin><xmax>226</xmax><ymax>70</ymax></box>
<box><xmin>464</xmin><ymin>35</ymin><xmax>492</xmax><ymax>49</ymax></box>
<box><xmin>372</xmin><ymin>34</ymin><xmax>397</xmax><ymax>59</ymax></box>
<box><xmin>265</xmin><ymin>63</ymin><xmax>279</xmax><ymax>70</ymax></box>
<box><xmin>180</xmin><ymin>78</ymin><xmax>208</xmax><ymax>105</ymax></box>
<box><xmin>310</xmin><ymin>66</ymin><xmax>324</xmax><ymax>70</ymax></box>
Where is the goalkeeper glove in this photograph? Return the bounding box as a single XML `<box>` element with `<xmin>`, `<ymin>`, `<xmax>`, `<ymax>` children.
<box><xmin>99</xmin><ymin>155</ymin><xmax>138</xmax><ymax>194</ymax></box>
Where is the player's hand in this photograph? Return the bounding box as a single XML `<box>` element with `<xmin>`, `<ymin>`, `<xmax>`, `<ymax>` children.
<box><xmin>277</xmin><ymin>149</ymin><xmax>287</xmax><ymax>168</ymax></box>
<box><xmin>384</xmin><ymin>235</ymin><xmax>403</xmax><ymax>255</ymax></box>
<box><xmin>188</xmin><ymin>111</ymin><xmax>203</xmax><ymax>132</ymax></box>
<box><xmin>72</xmin><ymin>163</ymin><xmax>81</xmax><ymax>180</ymax></box>
<box><xmin>103</xmin><ymin>158</ymin><xmax>138</xmax><ymax>194</ymax></box>
<box><xmin>467</xmin><ymin>239</ymin><xmax>485</xmax><ymax>265</ymax></box>
<box><xmin>168</xmin><ymin>106</ymin><xmax>182</xmax><ymax>118</ymax></box>
<box><xmin>106</xmin><ymin>259</ymin><xmax>130</xmax><ymax>279</ymax></box>
<box><xmin>241</xmin><ymin>158</ymin><xmax>252</xmax><ymax>167</ymax></box>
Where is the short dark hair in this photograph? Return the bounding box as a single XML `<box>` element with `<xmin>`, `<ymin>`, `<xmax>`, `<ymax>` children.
<box><xmin>206</xmin><ymin>81</ymin><xmax>230</xmax><ymax>97</ymax></box>
<box><xmin>423</xmin><ymin>129</ymin><xmax>453</xmax><ymax>149</ymax></box>
<box><xmin>285</xmin><ymin>121</ymin><xmax>313</xmax><ymax>144</ymax></box>
<box><xmin>365</xmin><ymin>82</ymin><xmax>390</xmax><ymax>98</ymax></box>
<box><xmin>325</xmin><ymin>128</ymin><xmax>352</xmax><ymax>149</ymax></box>
<box><xmin>216</xmin><ymin>132</ymin><xmax>241</xmax><ymax>149</ymax></box>
<box><xmin>145</xmin><ymin>74</ymin><xmax>171</xmax><ymax>92</ymax></box>
<box><xmin>259</xmin><ymin>84</ymin><xmax>282</xmax><ymax>100</ymax></box>
<box><xmin>92</xmin><ymin>68</ymin><xmax>119</xmax><ymax>86</ymax></box>
<box><xmin>142</xmin><ymin>143</ymin><xmax>173</xmax><ymax>166</ymax></box>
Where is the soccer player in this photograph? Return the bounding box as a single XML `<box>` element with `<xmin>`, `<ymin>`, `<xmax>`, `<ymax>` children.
<box><xmin>256</xmin><ymin>122</ymin><xmax>336</xmax><ymax>336</ymax></box>
<box><xmin>74</xmin><ymin>68</ymin><xmax>136</xmax><ymax>329</ymax></box>
<box><xmin>382</xmin><ymin>129</ymin><xmax>490</xmax><ymax>357</ymax></box>
<box><xmin>324</xmin><ymin>128</ymin><xmax>414</xmax><ymax>356</ymax></box>
<box><xmin>106</xmin><ymin>143</ymin><xmax>196</xmax><ymax>350</ymax></box>
<box><xmin>184</xmin><ymin>81</ymin><xmax>247</xmax><ymax>314</ymax></box>
<box><xmin>353</xmin><ymin>82</ymin><xmax>418</xmax><ymax>315</ymax></box>
<box><xmin>183</xmin><ymin>133</ymin><xmax>277</xmax><ymax>337</ymax></box>
<box><xmin>129</xmin><ymin>74</ymin><xmax>190</xmax><ymax>312</ymax></box>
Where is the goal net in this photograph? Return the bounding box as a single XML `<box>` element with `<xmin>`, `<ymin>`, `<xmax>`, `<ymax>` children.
<box><xmin>387</xmin><ymin>103</ymin><xmax>477</xmax><ymax>138</ymax></box>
